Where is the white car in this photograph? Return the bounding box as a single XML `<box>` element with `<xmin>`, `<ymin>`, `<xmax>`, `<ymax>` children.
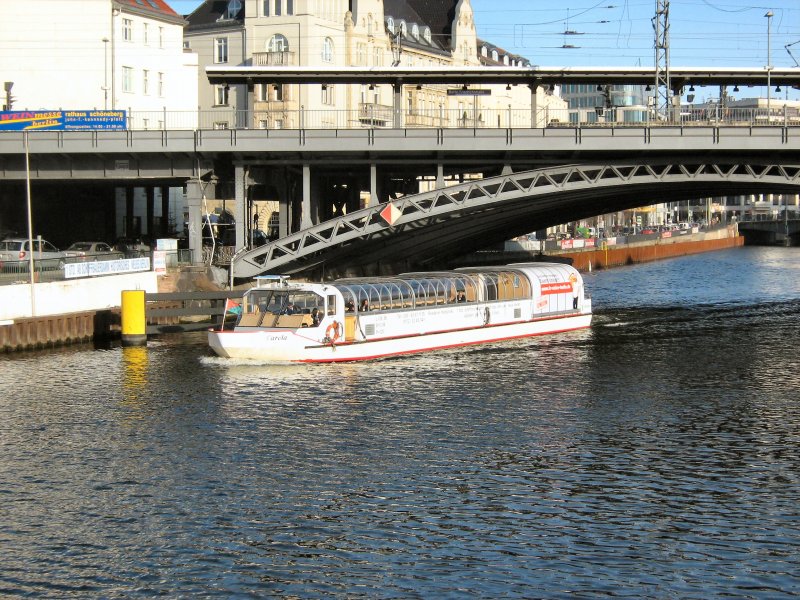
<box><xmin>63</xmin><ymin>241</ymin><xmax>120</xmax><ymax>261</ymax></box>
<box><xmin>0</xmin><ymin>237</ymin><xmax>67</xmax><ymax>271</ymax></box>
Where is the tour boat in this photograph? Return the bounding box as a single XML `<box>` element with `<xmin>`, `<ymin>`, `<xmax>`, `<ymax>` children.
<box><xmin>208</xmin><ymin>263</ymin><xmax>592</xmax><ymax>363</ymax></box>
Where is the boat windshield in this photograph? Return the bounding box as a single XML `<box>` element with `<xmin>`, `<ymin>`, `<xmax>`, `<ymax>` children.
<box><xmin>241</xmin><ymin>288</ymin><xmax>325</xmax><ymax>327</ymax></box>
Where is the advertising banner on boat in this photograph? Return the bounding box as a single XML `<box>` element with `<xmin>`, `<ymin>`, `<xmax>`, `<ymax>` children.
<box><xmin>0</xmin><ymin>110</ymin><xmax>127</xmax><ymax>131</ymax></box>
<box><xmin>540</xmin><ymin>282</ymin><xmax>573</xmax><ymax>295</ymax></box>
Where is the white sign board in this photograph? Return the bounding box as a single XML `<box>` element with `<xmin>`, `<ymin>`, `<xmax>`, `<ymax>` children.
<box><xmin>64</xmin><ymin>257</ymin><xmax>150</xmax><ymax>279</ymax></box>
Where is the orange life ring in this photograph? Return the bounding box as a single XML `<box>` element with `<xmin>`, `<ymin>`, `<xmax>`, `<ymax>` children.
<box><xmin>325</xmin><ymin>321</ymin><xmax>342</xmax><ymax>343</ymax></box>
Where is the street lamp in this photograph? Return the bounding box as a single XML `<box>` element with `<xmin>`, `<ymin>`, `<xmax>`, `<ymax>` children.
<box><xmin>102</xmin><ymin>37</ymin><xmax>109</xmax><ymax>109</ymax></box>
<box><xmin>765</xmin><ymin>11</ymin><xmax>773</xmax><ymax>122</ymax></box>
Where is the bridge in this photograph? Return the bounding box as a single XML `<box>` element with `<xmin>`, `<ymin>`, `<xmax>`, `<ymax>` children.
<box><xmin>738</xmin><ymin>218</ymin><xmax>800</xmax><ymax>246</ymax></box>
<box><xmin>2</xmin><ymin>66</ymin><xmax>800</xmax><ymax>278</ymax></box>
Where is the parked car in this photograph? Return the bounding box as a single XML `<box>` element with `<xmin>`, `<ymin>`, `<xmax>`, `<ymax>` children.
<box><xmin>63</xmin><ymin>241</ymin><xmax>121</xmax><ymax>261</ymax></box>
<box><xmin>114</xmin><ymin>237</ymin><xmax>150</xmax><ymax>257</ymax></box>
<box><xmin>0</xmin><ymin>237</ymin><xmax>67</xmax><ymax>271</ymax></box>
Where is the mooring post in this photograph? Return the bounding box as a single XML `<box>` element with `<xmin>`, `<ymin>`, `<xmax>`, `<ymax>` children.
<box><xmin>121</xmin><ymin>290</ymin><xmax>147</xmax><ymax>346</ymax></box>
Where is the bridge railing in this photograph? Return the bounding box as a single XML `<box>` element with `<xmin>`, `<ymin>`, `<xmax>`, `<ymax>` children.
<box><xmin>122</xmin><ymin>105</ymin><xmax>800</xmax><ymax>131</ymax></box>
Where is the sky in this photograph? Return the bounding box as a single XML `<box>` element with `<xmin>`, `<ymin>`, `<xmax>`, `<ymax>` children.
<box><xmin>169</xmin><ymin>0</ymin><xmax>800</xmax><ymax>101</ymax></box>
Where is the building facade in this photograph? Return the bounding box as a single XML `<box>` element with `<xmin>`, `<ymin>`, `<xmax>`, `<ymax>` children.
<box><xmin>0</xmin><ymin>0</ymin><xmax>199</xmax><ymax>128</ymax></box>
<box><xmin>184</xmin><ymin>0</ymin><xmax>567</xmax><ymax>130</ymax></box>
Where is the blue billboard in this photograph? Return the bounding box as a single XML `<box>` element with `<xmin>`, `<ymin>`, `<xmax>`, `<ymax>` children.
<box><xmin>0</xmin><ymin>110</ymin><xmax>127</xmax><ymax>131</ymax></box>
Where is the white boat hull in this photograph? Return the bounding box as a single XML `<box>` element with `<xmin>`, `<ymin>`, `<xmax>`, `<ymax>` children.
<box><xmin>208</xmin><ymin>312</ymin><xmax>591</xmax><ymax>363</ymax></box>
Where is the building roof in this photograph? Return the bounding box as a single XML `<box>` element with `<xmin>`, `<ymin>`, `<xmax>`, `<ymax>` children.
<box><xmin>477</xmin><ymin>39</ymin><xmax>531</xmax><ymax>67</ymax></box>
<box><xmin>383</xmin><ymin>0</ymin><xmax>456</xmax><ymax>55</ymax></box>
<box><xmin>118</xmin><ymin>0</ymin><xmax>181</xmax><ymax>19</ymax></box>
<box><xmin>185</xmin><ymin>0</ymin><xmax>245</xmax><ymax>31</ymax></box>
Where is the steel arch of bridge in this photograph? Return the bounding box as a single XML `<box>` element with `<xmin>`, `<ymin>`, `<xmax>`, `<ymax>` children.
<box><xmin>232</xmin><ymin>162</ymin><xmax>800</xmax><ymax>279</ymax></box>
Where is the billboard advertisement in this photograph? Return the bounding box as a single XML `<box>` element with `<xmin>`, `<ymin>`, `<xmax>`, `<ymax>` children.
<box><xmin>0</xmin><ymin>110</ymin><xmax>127</xmax><ymax>131</ymax></box>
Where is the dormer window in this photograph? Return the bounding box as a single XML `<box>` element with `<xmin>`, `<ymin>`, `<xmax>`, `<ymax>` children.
<box><xmin>386</xmin><ymin>17</ymin><xmax>395</xmax><ymax>34</ymax></box>
<box><xmin>399</xmin><ymin>20</ymin><xmax>408</xmax><ymax>38</ymax></box>
<box><xmin>503</xmin><ymin>55</ymin><xmax>509</xmax><ymax>65</ymax></box>
<box><xmin>481</xmin><ymin>45</ymin><xmax>488</xmax><ymax>57</ymax></box>
<box><xmin>412</xmin><ymin>24</ymin><xmax>419</xmax><ymax>40</ymax></box>
<box><xmin>224</xmin><ymin>0</ymin><xmax>242</xmax><ymax>20</ymax></box>
<box><xmin>423</xmin><ymin>27</ymin><xmax>431</xmax><ymax>43</ymax></box>
<box><xmin>491</xmin><ymin>49</ymin><xmax>498</xmax><ymax>61</ymax></box>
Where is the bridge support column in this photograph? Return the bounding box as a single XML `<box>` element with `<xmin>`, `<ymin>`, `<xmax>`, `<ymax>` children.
<box><xmin>436</xmin><ymin>164</ymin><xmax>445</xmax><ymax>189</ymax></box>
<box><xmin>370</xmin><ymin>164</ymin><xmax>380</xmax><ymax>206</ymax></box>
<box><xmin>124</xmin><ymin>186</ymin><xmax>134</xmax><ymax>236</ymax></box>
<box><xmin>186</xmin><ymin>179</ymin><xmax>204</xmax><ymax>265</ymax></box>
<box><xmin>145</xmin><ymin>186</ymin><xmax>155</xmax><ymax>240</ymax></box>
<box><xmin>160</xmin><ymin>186</ymin><xmax>169</xmax><ymax>237</ymax></box>
<box><xmin>393</xmin><ymin>83</ymin><xmax>402</xmax><ymax>129</ymax></box>
<box><xmin>235</xmin><ymin>164</ymin><xmax>246</xmax><ymax>250</ymax></box>
<box><xmin>529</xmin><ymin>84</ymin><xmax>539</xmax><ymax>128</ymax></box>
<box><xmin>301</xmin><ymin>165</ymin><xmax>313</xmax><ymax>229</ymax></box>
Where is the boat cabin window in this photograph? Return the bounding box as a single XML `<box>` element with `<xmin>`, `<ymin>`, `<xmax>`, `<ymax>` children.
<box><xmin>337</xmin><ymin>280</ymin><xmax>413</xmax><ymax>312</ymax></box>
<box><xmin>244</xmin><ymin>289</ymin><xmax>324</xmax><ymax>327</ymax></box>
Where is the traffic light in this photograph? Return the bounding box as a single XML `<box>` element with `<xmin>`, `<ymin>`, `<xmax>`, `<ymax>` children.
<box><xmin>3</xmin><ymin>81</ymin><xmax>13</xmax><ymax>111</ymax></box>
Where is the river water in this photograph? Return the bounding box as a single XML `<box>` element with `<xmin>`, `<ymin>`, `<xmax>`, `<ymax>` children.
<box><xmin>2</xmin><ymin>246</ymin><xmax>799</xmax><ymax>598</ymax></box>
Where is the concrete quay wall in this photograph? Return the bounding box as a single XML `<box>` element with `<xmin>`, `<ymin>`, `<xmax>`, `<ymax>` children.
<box><xmin>0</xmin><ymin>272</ymin><xmax>158</xmax><ymax>352</ymax></box>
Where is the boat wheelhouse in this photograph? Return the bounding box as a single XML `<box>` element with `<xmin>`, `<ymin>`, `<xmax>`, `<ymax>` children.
<box><xmin>208</xmin><ymin>263</ymin><xmax>591</xmax><ymax>362</ymax></box>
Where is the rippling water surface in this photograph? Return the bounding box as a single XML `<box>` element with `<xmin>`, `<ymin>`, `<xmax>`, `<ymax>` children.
<box><xmin>2</xmin><ymin>247</ymin><xmax>800</xmax><ymax>598</ymax></box>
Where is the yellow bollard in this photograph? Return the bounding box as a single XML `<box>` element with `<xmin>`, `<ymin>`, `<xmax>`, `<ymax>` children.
<box><xmin>121</xmin><ymin>290</ymin><xmax>147</xmax><ymax>347</ymax></box>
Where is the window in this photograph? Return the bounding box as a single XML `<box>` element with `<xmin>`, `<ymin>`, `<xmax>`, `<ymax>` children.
<box><xmin>143</xmin><ymin>69</ymin><xmax>149</xmax><ymax>94</ymax></box>
<box><xmin>274</xmin><ymin>0</ymin><xmax>281</xmax><ymax>16</ymax></box>
<box><xmin>213</xmin><ymin>122</ymin><xmax>229</xmax><ymax>130</ymax></box>
<box><xmin>268</xmin><ymin>34</ymin><xmax>288</xmax><ymax>52</ymax></box>
<box><xmin>262</xmin><ymin>0</ymin><xmax>269</xmax><ymax>16</ymax></box>
<box><xmin>491</xmin><ymin>49</ymin><xmax>498</xmax><ymax>61</ymax></box>
<box><xmin>387</xmin><ymin>17</ymin><xmax>394</xmax><ymax>34</ymax></box>
<box><xmin>356</xmin><ymin>43</ymin><xmax>366</xmax><ymax>66</ymax></box>
<box><xmin>321</xmin><ymin>84</ymin><xmax>334</xmax><ymax>106</ymax></box>
<box><xmin>286</xmin><ymin>0</ymin><xmax>293</xmax><ymax>14</ymax></box>
<box><xmin>214</xmin><ymin>37</ymin><xmax>228</xmax><ymax>63</ymax></box>
<box><xmin>225</xmin><ymin>0</ymin><xmax>242</xmax><ymax>19</ymax></box>
<box><xmin>215</xmin><ymin>85</ymin><xmax>229</xmax><ymax>106</ymax></box>
<box><xmin>322</xmin><ymin>37</ymin><xmax>334</xmax><ymax>62</ymax></box>
<box><xmin>122</xmin><ymin>66</ymin><xmax>133</xmax><ymax>93</ymax></box>
<box><xmin>412</xmin><ymin>24</ymin><xmax>419</xmax><ymax>40</ymax></box>
<box><xmin>158</xmin><ymin>72</ymin><xmax>164</xmax><ymax>96</ymax></box>
<box><xmin>143</xmin><ymin>23</ymin><xmax>149</xmax><ymax>45</ymax></box>
<box><xmin>423</xmin><ymin>27</ymin><xmax>431</xmax><ymax>43</ymax></box>
<box><xmin>123</xmin><ymin>19</ymin><xmax>133</xmax><ymax>42</ymax></box>
<box><xmin>159</xmin><ymin>26</ymin><xmax>164</xmax><ymax>48</ymax></box>
<box><xmin>400</xmin><ymin>21</ymin><xmax>407</xmax><ymax>37</ymax></box>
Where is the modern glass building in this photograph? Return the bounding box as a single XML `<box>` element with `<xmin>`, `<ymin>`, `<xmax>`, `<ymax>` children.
<box><xmin>560</xmin><ymin>83</ymin><xmax>650</xmax><ymax>124</ymax></box>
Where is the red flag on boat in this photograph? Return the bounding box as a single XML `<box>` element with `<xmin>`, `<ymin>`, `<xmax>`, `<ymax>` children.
<box><xmin>224</xmin><ymin>298</ymin><xmax>242</xmax><ymax>314</ymax></box>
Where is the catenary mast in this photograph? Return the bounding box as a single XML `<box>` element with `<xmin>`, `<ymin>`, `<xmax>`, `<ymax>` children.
<box><xmin>653</xmin><ymin>0</ymin><xmax>671</xmax><ymax>118</ymax></box>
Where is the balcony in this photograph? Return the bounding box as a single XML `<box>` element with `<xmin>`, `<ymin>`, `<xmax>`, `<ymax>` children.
<box><xmin>252</xmin><ymin>51</ymin><xmax>295</xmax><ymax>66</ymax></box>
<box><xmin>358</xmin><ymin>103</ymin><xmax>393</xmax><ymax>126</ymax></box>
